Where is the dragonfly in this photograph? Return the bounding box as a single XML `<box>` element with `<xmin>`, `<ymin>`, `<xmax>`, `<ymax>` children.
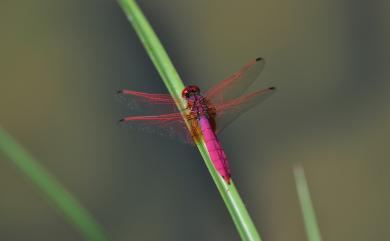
<box><xmin>118</xmin><ymin>57</ymin><xmax>276</xmax><ymax>184</ymax></box>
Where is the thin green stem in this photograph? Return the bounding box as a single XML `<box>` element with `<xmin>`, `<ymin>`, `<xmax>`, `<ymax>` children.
<box><xmin>118</xmin><ymin>1</ymin><xmax>262</xmax><ymax>240</ymax></box>
<box><xmin>293</xmin><ymin>164</ymin><xmax>323</xmax><ymax>241</ymax></box>
<box><xmin>0</xmin><ymin>126</ymin><xmax>108</xmax><ymax>241</ymax></box>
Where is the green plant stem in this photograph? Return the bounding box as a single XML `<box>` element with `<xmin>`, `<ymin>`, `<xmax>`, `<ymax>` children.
<box><xmin>0</xmin><ymin>126</ymin><xmax>108</xmax><ymax>241</ymax></box>
<box><xmin>293</xmin><ymin>164</ymin><xmax>323</xmax><ymax>241</ymax></box>
<box><xmin>118</xmin><ymin>1</ymin><xmax>262</xmax><ymax>240</ymax></box>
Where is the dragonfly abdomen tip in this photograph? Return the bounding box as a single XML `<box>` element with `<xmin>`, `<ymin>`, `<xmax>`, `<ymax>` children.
<box><xmin>256</xmin><ymin>57</ymin><xmax>263</xmax><ymax>61</ymax></box>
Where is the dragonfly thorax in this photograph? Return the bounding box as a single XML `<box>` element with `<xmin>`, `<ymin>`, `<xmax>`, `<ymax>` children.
<box><xmin>185</xmin><ymin>94</ymin><xmax>216</xmax><ymax>120</ymax></box>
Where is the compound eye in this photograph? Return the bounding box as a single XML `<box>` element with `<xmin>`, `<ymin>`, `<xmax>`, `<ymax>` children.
<box><xmin>182</xmin><ymin>88</ymin><xmax>189</xmax><ymax>98</ymax></box>
<box><xmin>185</xmin><ymin>92</ymin><xmax>190</xmax><ymax>97</ymax></box>
<box><xmin>188</xmin><ymin>86</ymin><xmax>199</xmax><ymax>94</ymax></box>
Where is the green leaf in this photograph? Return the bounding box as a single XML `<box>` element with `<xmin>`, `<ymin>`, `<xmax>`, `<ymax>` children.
<box><xmin>0</xmin><ymin>126</ymin><xmax>109</xmax><ymax>241</ymax></box>
<box><xmin>293</xmin><ymin>164</ymin><xmax>323</xmax><ymax>241</ymax></box>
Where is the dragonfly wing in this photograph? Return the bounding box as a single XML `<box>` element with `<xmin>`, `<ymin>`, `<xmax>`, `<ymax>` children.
<box><xmin>214</xmin><ymin>87</ymin><xmax>276</xmax><ymax>134</ymax></box>
<box><xmin>116</xmin><ymin>89</ymin><xmax>181</xmax><ymax>114</ymax></box>
<box><xmin>119</xmin><ymin>113</ymin><xmax>195</xmax><ymax>144</ymax></box>
<box><xmin>205</xmin><ymin>58</ymin><xmax>265</xmax><ymax>104</ymax></box>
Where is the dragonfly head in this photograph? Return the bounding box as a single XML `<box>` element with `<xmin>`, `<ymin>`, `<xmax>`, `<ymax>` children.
<box><xmin>182</xmin><ymin>85</ymin><xmax>201</xmax><ymax>99</ymax></box>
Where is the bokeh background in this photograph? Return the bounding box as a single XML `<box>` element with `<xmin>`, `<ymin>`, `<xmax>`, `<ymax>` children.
<box><xmin>1</xmin><ymin>0</ymin><xmax>390</xmax><ymax>241</ymax></box>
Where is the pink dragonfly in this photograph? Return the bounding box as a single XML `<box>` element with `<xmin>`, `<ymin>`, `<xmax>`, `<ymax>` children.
<box><xmin>118</xmin><ymin>58</ymin><xmax>276</xmax><ymax>184</ymax></box>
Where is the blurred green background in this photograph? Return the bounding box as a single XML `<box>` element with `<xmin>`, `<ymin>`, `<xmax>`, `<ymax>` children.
<box><xmin>1</xmin><ymin>0</ymin><xmax>389</xmax><ymax>241</ymax></box>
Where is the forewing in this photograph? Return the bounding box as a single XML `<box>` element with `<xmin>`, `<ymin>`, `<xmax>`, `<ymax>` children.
<box><xmin>116</xmin><ymin>89</ymin><xmax>181</xmax><ymax>114</ymax></box>
<box><xmin>205</xmin><ymin>58</ymin><xmax>265</xmax><ymax>104</ymax></box>
<box><xmin>214</xmin><ymin>87</ymin><xmax>276</xmax><ymax>133</ymax></box>
<box><xmin>119</xmin><ymin>113</ymin><xmax>195</xmax><ymax>144</ymax></box>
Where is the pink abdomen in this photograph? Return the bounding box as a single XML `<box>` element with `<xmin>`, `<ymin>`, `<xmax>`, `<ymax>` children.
<box><xmin>199</xmin><ymin>116</ymin><xmax>231</xmax><ymax>183</ymax></box>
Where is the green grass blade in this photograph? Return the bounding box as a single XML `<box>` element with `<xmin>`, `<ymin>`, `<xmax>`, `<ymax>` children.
<box><xmin>118</xmin><ymin>1</ymin><xmax>262</xmax><ymax>240</ymax></box>
<box><xmin>0</xmin><ymin>126</ymin><xmax>109</xmax><ymax>241</ymax></box>
<box><xmin>293</xmin><ymin>164</ymin><xmax>323</xmax><ymax>241</ymax></box>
